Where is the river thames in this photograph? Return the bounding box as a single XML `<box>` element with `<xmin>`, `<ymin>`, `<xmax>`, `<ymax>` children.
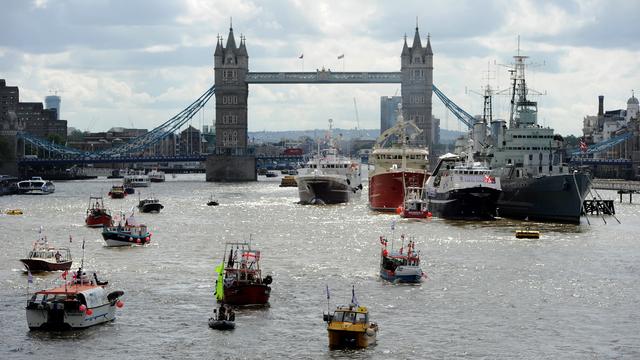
<box><xmin>1</xmin><ymin>174</ymin><xmax>639</xmax><ymax>359</ymax></box>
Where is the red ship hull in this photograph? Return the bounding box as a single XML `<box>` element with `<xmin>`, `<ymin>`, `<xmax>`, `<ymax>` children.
<box><xmin>85</xmin><ymin>213</ymin><xmax>112</xmax><ymax>228</ymax></box>
<box><xmin>369</xmin><ymin>171</ymin><xmax>427</xmax><ymax>211</ymax></box>
<box><xmin>223</xmin><ymin>284</ymin><xmax>271</xmax><ymax>306</ymax></box>
<box><xmin>401</xmin><ymin>210</ymin><xmax>429</xmax><ymax>219</ymax></box>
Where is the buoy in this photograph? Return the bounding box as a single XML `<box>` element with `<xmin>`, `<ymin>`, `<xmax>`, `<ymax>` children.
<box><xmin>396</xmin><ymin>206</ymin><xmax>403</xmax><ymax>214</ymax></box>
<box><xmin>116</xmin><ymin>300</ymin><xmax>124</xmax><ymax>308</ymax></box>
<box><xmin>86</xmin><ymin>309</ymin><xmax>93</xmax><ymax>316</ymax></box>
<box><xmin>427</xmin><ymin>211</ymin><xmax>432</xmax><ymax>217</ymax></box>
<box><xmin>145</xmin><ymin>237</ymin><xmax>150</xmax><ymax>242</ymax></box>
<box><xmin>136</xmin><ymin>238</ymin><xmax>141</xmax><ymax>244</ymax></box>
<box><xmin>129</xmin><ymin>237</ymin><xmax>133</xmax><ymax>242</ymax></box>
<box><xmin>382</xmin><ymin>249</ymin><xmax>388</xmax><ymax>257</ymax></box>
<box><xmin>79</xmin><ymin>304</ymin><xmax>86</xmax><ymax>312</ymax></box>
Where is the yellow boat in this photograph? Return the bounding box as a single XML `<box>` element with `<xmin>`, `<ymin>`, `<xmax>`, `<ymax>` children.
<box><xmin>279</xmin><ymin>175</ymin><xmax>297</xmax><ymax>187</ymax></box>
<box><xmin>515</xmin><ymin>229</ymin><xmax>540</xmax><ymax>239</ymax></box>
<box><xmin>324</xmin><ymin>304</ymin><xmax>378</xmax><ymax>349</ymax></box>
<box><xmin>5</xmin><ymin>209</ymin><xmax>23</xmax><ymax>215</ymax></box>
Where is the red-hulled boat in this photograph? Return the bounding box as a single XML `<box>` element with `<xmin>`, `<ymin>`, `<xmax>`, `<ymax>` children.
<box><xmin>85</xmin><ymin>196</ymin><xmax>113</xmax><ymax>228</ymax></box>
<box><xmin>369</xmin><ymin>107</ymin><xmax>429</xmax><ymax>211</ymax></box>
<box><xmin>215</xmin><ymin>241</ymin><xmax>272</xmax><ymax>306</ymax></box>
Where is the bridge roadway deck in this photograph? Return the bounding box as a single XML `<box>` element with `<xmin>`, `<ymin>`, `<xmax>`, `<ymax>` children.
<box><xmin>17</xmin><ymin>154</ymin><xmax>304</xmax><ymax>166</ymax></box>
<box><xmin>246</xmin><ymin>71</ymin><xmax>402</xmax><ymax>84</ymax></box>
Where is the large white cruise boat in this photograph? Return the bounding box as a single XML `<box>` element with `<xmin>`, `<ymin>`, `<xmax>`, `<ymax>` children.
<box><xmin>295</xmin><ymin>122</ymin><xmax>362</xmax><ymax>205</ymax></box>
<box><xmin>124</xmin><ymin>171</ymin><xmax>150</xmax><ymax>188</ymax></box>
<box><xmin>16</xmin><ymin>177</ymin><xmax>55</xmax><ymax>194</ymax></box>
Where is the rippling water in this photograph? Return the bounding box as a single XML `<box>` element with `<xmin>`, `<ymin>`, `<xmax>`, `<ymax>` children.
<box><xmin>1</xmin><ymin>174</ymin><xmax>639</xmax><ymax>359</ymax></box>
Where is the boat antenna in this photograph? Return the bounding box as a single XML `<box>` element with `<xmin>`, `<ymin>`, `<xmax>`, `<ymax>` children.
<box><xmin>325</xmin><ymin>284</ymin><xmax>331</xmax><ymax>318</ymax></box>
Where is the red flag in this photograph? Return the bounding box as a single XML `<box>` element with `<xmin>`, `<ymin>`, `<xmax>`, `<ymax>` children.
<box><xmin>61</xmin><ymin>270</ymin><xmax>68</xmax><ymax>280</ymax></box>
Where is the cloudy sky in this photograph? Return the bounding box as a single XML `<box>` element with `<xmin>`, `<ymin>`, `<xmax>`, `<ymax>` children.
<box><xmin>2</xmin><ymin>0</ymin><xmax>638</xmax><ymax>136</ymax></box>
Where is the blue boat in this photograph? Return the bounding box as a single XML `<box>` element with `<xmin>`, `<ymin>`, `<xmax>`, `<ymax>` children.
<box><xmin>379</xmin><ymin>235</ymin><xmax>424</xmax><ymax>283</ymax></box>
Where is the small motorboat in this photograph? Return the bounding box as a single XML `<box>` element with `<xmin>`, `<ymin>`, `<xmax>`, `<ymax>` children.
<box><xmin>124</xmin><ymin>185</ymin><xmax>135</xmax><ymax>195</ymax></box>
<box><xmin>85</xmin><ymin>196</ymin><xmax>113</xmax><ymax>227</ymax></box>
<box><xmin>398</xmin><ymin>186</ymin><xmax>430</xmax><ymax>219</ymax></box>
<box><xmin>20</xmin><ymin>230</ymin><xmax>72</xmax><ymax>272</ymax></box>
<box><xmin>379</xmin><ymin>234</ymin><xmax>424</xmax><ymax>283</ymax></box>
<box><xmin>148</xmin><ymin>169</ymin><xmax>166</xmax><ymax>183</ymax></box>
<box><xmin>108</xmin><ymin>185</ymin><xmax>127</xmax><ymax>199</ymax></box>
<box><xmin>324</xmin><ymin>286</ymin><xmax>378</xmax><ymax>349</ymax></box>
<box><xmin>515</xmin><ymin>229</ymin><xmax>540</xmax><ymax>239</ymax></box>
<box><xmin>26</xmin><ymin>266</ymin><xmax>124</xmax><ymax>330</ymax></box>
<box><xmin>279</xmin><ymin>175</ymin><xmax>297</xmax><ymax>187</ymax></box>
<box><xmin>208</xmin><ymin>303</ymin><xmax>235</xmax><ymax>330</ymax></box>
<box><xmin>214</xmin><ymin>240</ymin><xmax>272</xmax><ymax>306</ymax></box>
<box><xmin>102</xmin><ymin>213</ymin><xmax>151</xmax><ymax>247</ymax></box>
<box><xmin>16</xmin><ymin>177</ymin><xmax>55</xmax><ymax>194</ymax></box>
<box><xmin>265</xmin><ymin>171</ymin><xmax>278</xmax><ymax>178</ymax></box>
<box><xmin>5</xmin><ymin>209</ymin><xmax>23</xmax><ymax>215</ymax></box>
<box><xmin>207</xmin><ymin>194</ymin><xmax>219</xmax><ymax>206</ymax></box>
<box><xmin>137</xmin><ymin>196</ymin><xmax>164</xmax><ymax>213</ymax></box>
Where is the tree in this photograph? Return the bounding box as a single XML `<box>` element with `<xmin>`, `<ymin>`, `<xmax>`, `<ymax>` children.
<box><xmin>46</xmin><ymin>133</ymin><xmax>65</xmax><ymax>145</ymax></box>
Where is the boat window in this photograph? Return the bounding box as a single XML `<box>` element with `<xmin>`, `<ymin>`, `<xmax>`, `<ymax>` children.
<box><xmin>343</xmin><ymin>312</ymin><xmax>356</xmax><ymax>323</ymax></box>
<box><xmin>355</xmin><ymin>313</ymin><xmax>367</xmax><ymax>323</ymax></box>
<box><xmin>332</xmin><ymin>311</ymin><xmax>345</xmax><ymax>322</ymax></box>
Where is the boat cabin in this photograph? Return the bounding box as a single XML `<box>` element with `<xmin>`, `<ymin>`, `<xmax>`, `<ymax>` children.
<box><xmin>327</xmin><ymin>306</ymin><xmax>369</xmax><ymax>324</ymax></box>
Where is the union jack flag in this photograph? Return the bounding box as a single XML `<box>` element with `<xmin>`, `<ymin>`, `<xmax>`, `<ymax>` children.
<box><xmin>579</xmin><ymin>138</ymin><xmax>588</xmax><ymax>153</ymax></box>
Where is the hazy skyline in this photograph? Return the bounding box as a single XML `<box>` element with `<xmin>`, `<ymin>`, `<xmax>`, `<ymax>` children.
<box><xmin>2</xmin><ymin>0</ymin><xmax>638</xmax><ymax>136</ymax></box>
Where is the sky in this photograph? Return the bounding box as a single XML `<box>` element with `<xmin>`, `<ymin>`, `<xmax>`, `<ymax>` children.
<box><xmin>1</xmin><ymin>0</ymin><xmax>638</xmax><ymax>136</ymax></box>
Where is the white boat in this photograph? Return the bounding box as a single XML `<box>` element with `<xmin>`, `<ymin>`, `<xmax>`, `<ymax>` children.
<box><xmin>124</xmin><ymin>171</ymin><xmax>150</xmax><ymax>188</ymax></box>
<box><xmin>26</xmin><ymin>268</ymin><xmax>124</xmax><ymax>330</ymax></box>
<box><xmin>295</xmin><ymin>122</ymin><xmax>362</xmax><ymax>205</ymax></box>
<box><xmin>16</xmin><ymin>177</ymin><xmax>55</xmax><ymax>194</ymax></box>
<box><xmin>148</xmin><ymin>169</ymin><xmax>165</xmax><ymax>183</ymax></box>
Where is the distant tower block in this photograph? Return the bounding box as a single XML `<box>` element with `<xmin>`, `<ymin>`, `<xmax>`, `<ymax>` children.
<box><xmin>400</xmin><ymin>25</ymin><xmax>433</xmax><ymax>148</ymax></box>
<box><xmin>45</xmin><ymin>95</ymin><xmax>61</xmax><ymax>120</ymax></box>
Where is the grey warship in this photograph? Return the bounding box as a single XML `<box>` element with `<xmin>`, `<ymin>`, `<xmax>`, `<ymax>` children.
<box><xmin>476</xmin><ymin>51</ymin><xmax>590</xmax><ymax>224</ymax></box>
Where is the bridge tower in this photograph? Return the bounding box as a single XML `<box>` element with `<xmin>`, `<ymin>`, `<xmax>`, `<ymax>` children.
<box><xmin>208</xmin><ymin>24</ymin><xmax>256</xmax><ymax>181</ymax></box>
<box><xmin>401</xmin><ymin>25</ymin><xmax>433</xmax><ymax>149</ymax></box>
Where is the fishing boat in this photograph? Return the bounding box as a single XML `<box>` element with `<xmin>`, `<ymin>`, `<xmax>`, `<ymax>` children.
<box><xmin>108</xmin><ymin>184</ymin><xmax>126</xmax><ymax>199</ymax></box>
<box><xmin>20</xmin><ymin>230</ymin><xmax>72</xmax><ymax>272</ymax></box>
<box><xmin>25</xmin><ymin>265</ymin><xmax>124</xmax><ymax>330</ymax></box>
<box><xmin>323</xmin><ymin>286</ymin><xmax>378</xmax><ymax>349</ymax></box>
<box><xmin>16</xmin><ymin>177</ymin><xmax>55</xmax><ymax>194</ymax></box>
<box><xmin>398</xmin><ymin>186</ymin><xmax>430</xmax><ymax>219</ymax></box>
<box><xmin>295</xmin><ymin>120</ymin><xmax>362</xmax><ymax>205</ymax></box>
<box><xmin>148</xmin><ymin>169</ymin><xmax>166</xmax><ymax>183</ymax></box>
<box><xmin>369</xmin><ymin>105</ymin><xmax>429</xmax><ymax>211</ymax></box>
<box><xmin>101</xmin><ymin>213</ymin><xmax>151</xmax><ymax>247</ymax></box>
<box><xmin>5</xmin><ymin>209</ymin><xmax>23</xmax><ymax>215</ymax></box>
<box><xmin>137</xmin><ymin>195</ymin><xmax>164</xmax><ymax>213</ymax></box>
<box><xmin>214</xmin><ymin>241</ymin><xmax>272</xmax><ymax>306</ymax></box>
<box><xmin>425</xmin><ymin>152</ymin><xmax>502</xmax><ymax>220</ymax></box>
<box><xmin>85</xmin><ymin>196</ymin><xmax>113</xmax><ymax>227</ymax></box>
<box><xmin>279</xmin><ymin>175</ymin><xmax>297</xmax><ymax>187</ymax></box>
<box><xmin>379</xmin><ymin>234</ymin><xmax>424</xmax><ymax>283</ymax></box>
<box><xmin>208</xmin><ymin>303</ymin><xmax>236</xmax><ymax>330</ymax></box>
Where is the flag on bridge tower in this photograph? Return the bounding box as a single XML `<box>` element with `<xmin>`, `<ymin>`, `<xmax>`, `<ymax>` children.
<box><xmin>298</xmin><ymin>53</ymin><xmax>304</xmax><ymax>59</ymax></box>
<box><xmin>337</xmin><ymin>54</ymin><xmax>344</xmax><ymax>59</ymax></box>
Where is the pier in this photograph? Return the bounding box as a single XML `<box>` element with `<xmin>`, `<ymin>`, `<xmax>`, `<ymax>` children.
<box><xmin>590</xmin><ymin>179</ymin><xmax>640</xmax><ymax>203</ymax></box>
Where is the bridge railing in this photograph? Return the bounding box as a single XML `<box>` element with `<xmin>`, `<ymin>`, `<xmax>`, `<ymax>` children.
<box><xmin>213</xmin><ymin>147</ymin><xmax>255</xmax><ymax>156</ymax></box>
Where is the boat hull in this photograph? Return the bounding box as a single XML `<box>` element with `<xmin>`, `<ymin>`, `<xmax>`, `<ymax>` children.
<box><xmin>108</xmin><ymin>192</ymin><xmax>126</xmax><ymax>199</ymax></box>
<box><xmin>223</xmin><ymin>284</ymin><xmax>271</xmax><ymax>306</ymax></box>
<box><xmin>379</xmin><ymin>266</ymin><xmax>423</xmax><ymax>283</ymax></box>
<box><xmin>427</xmin><ymin>186</ymin><xmax>501</xmax><ymax>220</ymax></box>
<box><xmin>26</xmin><ymin>302</ymin><xmax>116</xmax><ymax>330</ymax></box>
<box><xmin>496</xmin><ymin>173</ymin><xmax>591</xmax><ymax>224</ymax></box>
<box><xmin>139</xmin><ymin>203</ymin><xmax>163</xmax><ymax>213</ymax></box>
<box><xmin>208</xmin><ymin>319</ymin><xmax>235</xmax><ymax>330</ymax></box>
<box><xmin>369</xmin><ymin>171</ymin><xmax>427</xmax><ymax>211</ymax></box>
<box><xmin>328</xmin><ymin>328</ymin><xmax>377</xmax><ymax>349</ymax></box>
<box><xmin>101</xmin><ymin>231</ymin><xmax>151</xmax><ymax>247</ymax></box>
<box><xmin>85</xmin><ymin>213</ymin><xmax>112</xmax><ymax>227</ymax></box>
<box><xmin>20</xmin><ymin>259</ymin><xmax>72</xmax><ymax>272</ymax></box>
<box><xmin>297</xmin><ymin>176</ymin><xmax>352</xmax><ymax>205</ymax></box>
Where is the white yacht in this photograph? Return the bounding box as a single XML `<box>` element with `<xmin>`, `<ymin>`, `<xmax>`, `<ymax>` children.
<box><xmin>124</xmin><ymin>171</ymin><xmax>150</xmax><ymax>188</ymax></box>
<box><xmin>148</xmin><ymin>169</ymin><xmax>166</xmax><ymax>182</ymax></box>
<box><xmin>16</xmin><ymin>177</ymin><xmax>55</xmax><ymax>194</ymax></box>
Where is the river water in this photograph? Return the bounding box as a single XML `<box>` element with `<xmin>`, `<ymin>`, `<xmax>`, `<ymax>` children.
<box><xmin>1</xmin><ymin>174</ymin><xmax>639</xmax><ymax>359</ymax></box>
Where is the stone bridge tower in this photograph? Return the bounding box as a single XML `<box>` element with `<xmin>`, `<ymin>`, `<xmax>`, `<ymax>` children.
<box><xmin>401</xmin><ymin>26</ymin><xmax>433</xmax><ymax>149</ymax></box>
<box><xmin>208</xmin><ymin>25</ymin><xmax>256</xmax><ymax>181</ymax></box>
<box><xmin>214</xmin><ymin>25</ymin><xmax>249</xmax><ymax>152</ymax></box>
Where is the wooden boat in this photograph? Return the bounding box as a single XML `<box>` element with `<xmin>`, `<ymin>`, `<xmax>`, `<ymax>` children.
<box><xmin>108</xmin><ymin>185</ymin><xmax>126</xmax><ymax>199</ymax></box>
<box><xmin>26</xmin><ymin>266</ymin><xmax>124</xmax><ymax>330</ymax></box>
<box><xmin>102</xmin><ymin>213</ymin><xmax>151</xmax><ymax>247</ymax></box>
<box><xmin>324</xmin><ymin>287</ymin><xmax>378</xmax><ymax>349</ymax></box>
<box><xmin>515</xmin><ymin>229</ymin><xmax>540</xmax><ymax>239</ymax></box>
<box><xmin>379</xmin><ymin>235</ymin><xmax>424</xmax><ymax>283</ymax></box>
<box><xmin>208</xmin><ymin>304</ymin><xmax>235</xmax><ymax>330</ymax></box>
<box><xmin>85</xmin><ymin>196</ymin><xmax>113</xmax><ymax>227</ymax></box>
<box><xmin>214</xmin><ymin>241</ymin><xmax>272</xmax><ymax>306</ymax></box>
<box><xmin>279</xmin><ymin>175</ymin><xmax>297</xmax><ymax>187</ymax></box>
<box><xmin>20</xmin><ymin>231</ymin><xmax>72</xmax><ymax>272</ymax></box>
<box><xmin>137</xmin><ymin>196</ymin><xmax>164</xmax><ymax>213</ymax></box>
